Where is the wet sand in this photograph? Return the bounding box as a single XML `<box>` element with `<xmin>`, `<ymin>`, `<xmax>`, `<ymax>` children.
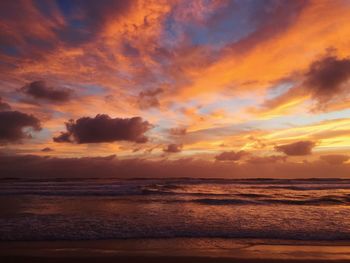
<box><xmin>1</xmin><ymin>238</ymin><xmax>350</xmax><ymax>263</ymax></box>
<box><xmin>2</xmin><ymin>256</ymin><xmax>350</xmax><ymax>263</ymax></box>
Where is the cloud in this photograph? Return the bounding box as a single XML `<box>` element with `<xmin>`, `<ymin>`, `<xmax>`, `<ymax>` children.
<box><xmin>215</xmin><ymin>150</ymin><xmax>247</xmax><ymax>161</ymax></box>
<box><xmin>247</xmin><ymin>155</ymin><xmax>287</xmax><ymax>164</ymax></box>
<box><xmin>0</xmin><ymin>111</ymin><xmax>41</xmax><ymax>143</ymax></box>
<box><xmin>228</xmin><ymin>0</ymin><xmax>308</xmax><ymax>54</ymax></box>
<box><xmin>275</xmin><ymin>141</ymin><xmax>315</xmax><ymax>156</ymax></box>
<box><xmin>1</xmin><ymin>1</ymin><xmax>350</xmax><ymax>161</ymax></box>
<box><xmin>320</xmin><ymin>154</ymin><xmax>349</xmax><ymax>165</ymax></box>
<box><xmin>163</xmin><ymin>143</ymin><xmax>182</xmax><ymax>153</ymax></box>
<box><xmin>56</xmin><ymin>0</ymin><xmax>133</xmax><ymax>44</ymax></box>
<box><xmin>255</xmin><ymin>55</ymin><xmax>350</xmax><ymax>115</ymax></box>
<box><xmin>137</xmin><ymin>88</ymin><xmax>163</xmax><ymax>109</ymax></box>
<box><xmin>20</xmin><ymin>81</ymin><xmax>73</xmax><ymax>102</ymax></box>
<box><xmin>304</xmin><ymin>55</ymin><xmax>350</xmax><ymax>102</ymax></box>
<box><xmin>41</xmin><ymin>147</ymin><xmax>54</xmax><ymax>152</ymax></box>
<box><xmin>54</xmin><ymin>114</ymin><xmax>152</xmax><ymax>144</ymax></box>
<box><xmin>247</xmin><ymin>136</ymin><xmax>266</xmax><ymax>149</ymax></box>
<box><xmin>0</xmin><ymin>0</ymin><xmax>134</xmax><ymax>60</ymax></box>
<box><xmin>0</xmin><ymin>97</ymin><xmax>11</xmax><ymax>111</ymax></box>
<box><xmin>169</xmin><ymin>127</ymin><xmax>187</xmax><ymax>136</ymax></box>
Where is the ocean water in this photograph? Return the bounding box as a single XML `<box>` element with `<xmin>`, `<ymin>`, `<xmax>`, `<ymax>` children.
<box><xmin>1</xmin><ymin>178</ymin><xmax>350</xmax><ymax>241</ymax></box>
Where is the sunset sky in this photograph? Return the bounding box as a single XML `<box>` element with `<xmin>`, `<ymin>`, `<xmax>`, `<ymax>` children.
<box><xmin>1</xmin><ymin>0</ymin><xmax>350</xmax><ymax>178</ymax></box>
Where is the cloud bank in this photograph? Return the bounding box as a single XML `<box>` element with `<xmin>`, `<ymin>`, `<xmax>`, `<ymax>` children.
<box><xmin>1</xmin><ymin>154</ymin><xmax>349</xmax><ymax>179</ymax></box>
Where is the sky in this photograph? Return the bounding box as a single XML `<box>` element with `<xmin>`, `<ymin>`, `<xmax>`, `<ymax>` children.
<box><xmin>1</xmin><ymin>0</ymin><xmax>350</xmax><ymax>178</ymax></box>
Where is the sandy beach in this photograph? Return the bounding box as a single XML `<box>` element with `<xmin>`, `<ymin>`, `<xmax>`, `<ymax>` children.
<box><xmin>2</xmin><ymin>256</ymin><xmax>350</xmax><ymax>263</ymax></box>
<box><xmin>1</xmin><ymin>239</ymin><xmax>350</xmax><ymax>263</ymax></box>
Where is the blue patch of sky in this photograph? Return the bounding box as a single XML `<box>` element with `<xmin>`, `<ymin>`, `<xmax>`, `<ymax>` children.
<box><xmin>198</xmin><ymin>97</ymin><xmax>256</xmax><ymax>115</ymax></box>
<box><xmin>167</xmin><ymin>99</ymin><xmax>201</xmax><ymax>114</ymax></box>
<box><xmin>33</xmin><ymin>0</ymin><xmax>53</xmax><ymax>16</ymax></box>
<box><xmin>36</xmin><ymin>128</ymin><xmax>53</xmax><ymax>141</ymax></box>
<box><xmin>266</xmin><ymin>81</ymin><xmax>295</xmax><ymax>100</ymax></box>
<box><xmin>51</xmin><ymin>110</ymin><xmax>67</xmax><ymax>119</ymax></box>
<box><xmin>190</xmin><ymin>1</ymin><xmax>258</xmax><ymax>47</ymax></box>
<box><xmin>0</xmin><ymin>46</ymin><xmax>20</xmax><ymax>57</ymax></box>
<box><xmin>282</xmin><ymin>108</ymin><xmax>350</xmax><ymax>127</ymax></box>
<box><xmin>152</xmin><ymin>118</ymin><xmax>178</xmax><ymax>134</ymax></box>
<box><xmin>55</xmin><ymin>0</ymin><xmax>76</xmax><ymax>17</ymax></box>
<box><xmin>78</xmin><ymin>84</ymin><xmax>107</xmax><ymax>96</ymax></box>
<box><xmin>165</xmin><ymin>96</ymin><xmax>255</xmax><ymax>119</ymax></box>
<box><xmin>159</xmin><ymin>0</ymin><xmax>260</xmax><ymax>49</ymax></box>
<box><xmin>25</xmin><ymin>36</ymin><xmax>55</xmax><ymax>50</ymax></box>
<box><xmin>53</xmin><ymin>0</ymin><xmax>93</xmax><ymax>43</ymax></box>
<box><xmin>23</xmin><ymin>127</ymin><xmax>52</xmax><ymax>143</ymax></box>
<box><xmin>35</xmin><ymin>0</ymin><xmax>94</xmax><ymax>45</ymax></box>
<box><xmin>249</xmin><ymin>108</ymin><xmax>350</xmax><ymax>131</ymax></box>
<box><xmin>189</xmin><ymin>122</ymin><xmax>254</xmax><ymax>137</ymax></box>
<box><xmin>195</xmin><ymin>107</ymin><xmax>350</xmax><ymax>136</ymax></box>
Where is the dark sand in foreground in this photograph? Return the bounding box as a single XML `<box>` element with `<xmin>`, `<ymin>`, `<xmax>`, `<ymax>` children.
<box><xmin>2</xmin><ymin>256</ymin><xmax>350</xmax><ymax>263</ymax></box>
<box><xmin>1</xmin><ymin>238</ymin><xmax>350</xmax><ymax>263</ymax></box>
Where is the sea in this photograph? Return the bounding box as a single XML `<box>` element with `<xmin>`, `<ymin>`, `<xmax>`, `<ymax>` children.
<box><xmin>1</xmin><ymin>178</ymin><xmax>350</xmax><ymax>241</ymax></box>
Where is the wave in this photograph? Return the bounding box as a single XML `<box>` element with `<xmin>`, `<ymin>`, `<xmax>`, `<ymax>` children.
<box><xmin>184</xmin><ymin>197</ymin><xmax>349</xmax><ymax>206</ymax></box>
<box><xmin>1</xmin><ymin>180</ymin><xmax>350</xmax><ymax>207</ymax></box>
<box><xmin>255</xmin><ymin>185</ymin><xmax>350</xmax><ymax>190</ymax></box>
<box><xmin>191</xmin><ymin>198</ymin><xmax>256</xmax><ymax>205</ymax></box>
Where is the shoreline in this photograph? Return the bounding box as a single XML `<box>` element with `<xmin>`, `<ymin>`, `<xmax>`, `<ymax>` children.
<box><xmin>1</xmin><ymin>238</ymin><xmax>350</xmax><ymax>262</ymax></box>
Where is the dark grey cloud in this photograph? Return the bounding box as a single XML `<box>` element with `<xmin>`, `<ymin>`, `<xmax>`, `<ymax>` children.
<box><xmin>305</xmin><ymin>56</ymin><xmax>350</xmax><ymax>97</ymax></box>
<box><xmin>304</xmin><ymin>55</ymin><xmax>350</xmax><ymax>105</ymax></box>
<box><xmin>275</xmin><ymin>141</ymin><xmax>315</xmax><ymax>156</ymax></box>
<box><xmin>0</xmin><ymin>111</ymin><xmax>41</xmax><ymax>143</ymax></box>
<box><xmin>54</xmin><ymin>114</ymin><xmax>152</xmax><ymax>144</ymax></box>
<box><xmin>20</xmin><ymin>81</ymin><xmax>73</xmax><ymax>102</ymax></box>
<box><xmin>215</xmin><ymin>150</ymin><xmax>247</xmax><ymax>161</ymax></box>
<box><xmin>163</xmin><ymin>143</ymin><xmax>182</xmax><ymax>153</ymax></box>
